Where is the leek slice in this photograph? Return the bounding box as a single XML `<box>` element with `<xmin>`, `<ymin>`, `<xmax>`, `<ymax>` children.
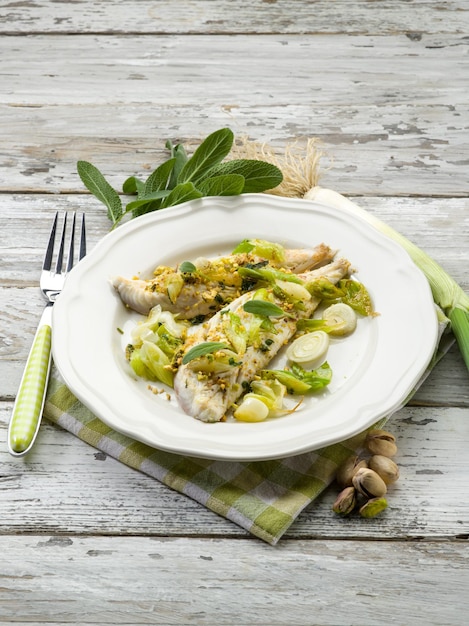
<box><xmin>286</xmin><ymin>331</ymin><xmax>329</xmax><ymax>369</ymax></box>
<box><xmin>166</xmin><ymin>273</ymin><xmax>184</xmax><ymax>304</ymax></box>
<box><xmin>127</xmin><ymin>341</ymin><xmax>174</xmax><ymax>387</ymax></box>
<box><xmin>275</xmin><ymin>279</ymin><xmax>312</xmax><ymax>303</ymax></box>
<box><xmin>233</xmin><ymin>396</ymin><xmax>270</xmax><ymax>422</ymax></box>
<box><xmin>322</xmin><ymin>303</ymin><xmax>357</xmax><ymax>336</ymax></box>
<box><xmin>222</xmin><ymin>311</ymin><xmax>247</xmax><ymax>355</ymax></box>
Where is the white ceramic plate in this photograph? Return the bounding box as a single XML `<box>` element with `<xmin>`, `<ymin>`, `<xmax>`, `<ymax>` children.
<box><xmin>52</xmin><ymin>194</ymin><xmax>438</xmax><ymax>461</ymax></box>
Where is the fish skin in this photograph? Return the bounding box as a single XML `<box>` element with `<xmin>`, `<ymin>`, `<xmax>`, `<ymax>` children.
<box><xmin>111</xmin><ymin>244</ymin><xmax>336</xmax><ymax>318</ymax></box>
<box><xmin>174</xmin><ymin>258</ymin><xmax>351</xmax><ymax>423</ymax></box>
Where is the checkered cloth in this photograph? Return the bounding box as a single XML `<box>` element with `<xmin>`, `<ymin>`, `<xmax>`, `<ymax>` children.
<box><xmin>43</xmin><ymin>192</ymin><xmax>453</xmax><ymax>544</ymax></box>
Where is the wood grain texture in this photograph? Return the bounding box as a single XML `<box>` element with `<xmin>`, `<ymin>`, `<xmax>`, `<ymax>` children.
<box><xmin>1</xmin><ymin>0</ymin><xmax>468</xmax><ymax>35</ymax></box>
<box><xmin>1</xmin><ymin>535</ymin><xmax>468</xmax><ymax>625</ymax></box>
<box><xmin>1</xmin><ymin>33</ymin><xmax>468</xmax><ymax>195</ymax></box>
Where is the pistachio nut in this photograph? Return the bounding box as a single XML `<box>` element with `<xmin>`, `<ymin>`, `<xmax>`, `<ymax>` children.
<box><xmin>365</xmin><ymin>429</ymin><xmax>397</xmax><ymax>457</ymax></box>
<box><xmin>359</xmin><ymin>497</ymin><xmax>388</xmax><ymax>519</ymax></box>
<box><xmin>352</xmin><ymin>467</ymin><xmax>387</xmax><ymax>498</ymax></box>
<box><xmin>368</xmin><ymin>454</ymin><xmax>400</xmax><ymax>484</ymax></box>
<box><xmin>332</xmin><ymin>486</ymin><xmax>357</xmax><ymax>515</ymax></box>
<box><xmin>336</xmin><ymin>455</ymin><xmax>368</xmax><ymax>487</ymax></box>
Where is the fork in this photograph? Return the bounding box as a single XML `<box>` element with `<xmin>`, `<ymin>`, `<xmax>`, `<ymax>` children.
<box><xmin>8</xmin><ymin>211</ymin><xmax>86</xmax><ymax>457</ymax></box>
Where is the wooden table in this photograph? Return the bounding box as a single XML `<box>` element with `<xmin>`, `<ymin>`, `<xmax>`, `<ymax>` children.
<box><xmin>1</xmin><ymin>2</ymin><xmax>468</xmax><ymax>623</ymax></box>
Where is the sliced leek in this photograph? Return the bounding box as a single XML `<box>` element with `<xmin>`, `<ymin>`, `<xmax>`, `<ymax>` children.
<box><xmin>323</xmin><ymin>303</ymin><xmax>357</xmax><ymax>336</ymax></box>
<box><xmin>275</xmin><ymin>279</ymin><xmax>312</xmax><ymax>303</ymax></box>
<box><xmin>262</xmin><ymin>362</ymin><xmax>333</xmax><ymax>394</ymax></box>
<box><xmin>234</xmin><ymin>395</ymin><xmax>270</xmax><ymax>422</ymax></box>
<box><xmin>286</xmin><ymin>331</ymin><xmax>329</xmax><ymax>369</ymax></box>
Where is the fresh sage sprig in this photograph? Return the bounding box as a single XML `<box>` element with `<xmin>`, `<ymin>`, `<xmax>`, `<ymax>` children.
<box><xmin>77</xmin><ymin>128</ymin><xmax>283</xmax><ymax>228</ymax></box>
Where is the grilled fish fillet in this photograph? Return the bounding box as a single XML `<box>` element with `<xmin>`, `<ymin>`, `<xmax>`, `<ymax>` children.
<box><xmin>111</xmin><ymin>244</ymin><xmax>336</xmax><ymax>318</ymax></box>
<box><xmin>173</xmin><ymin>258</ymin><xmax>351</xmax><ymax>422</ymax></box>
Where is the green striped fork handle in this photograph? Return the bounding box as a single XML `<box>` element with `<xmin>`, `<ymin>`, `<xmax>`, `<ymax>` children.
<box><xmin>8</xmin><ymin>304</ymin><xmax>53</xmax><ymax>456</ymax></box>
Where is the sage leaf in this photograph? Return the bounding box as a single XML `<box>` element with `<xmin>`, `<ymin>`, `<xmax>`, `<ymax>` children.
<box><xmin>177</xmin><ymin>128</ymin><xmax>234</xmax><ymax>185</ymax></box>
<box><xmin>161</xmin><ymin>182</ymin><xmax>203</xmax><ymax>208</ymax></box>
<box><xmin>179</xmin><ymin>261</ymin><xmax>197</xmax><ymax>274</ymax></box>
<box><xmin>122</xmin><ymin>176</ymin><xmax>145</xmax><ymax>196</ymax></box>
<box><xmin>144</xmin><ymin>158</ymin><xmax>176</xmax><ymax>195</ymax></box>
<box><xmin>77</xmin><ymin>160</ymin><xmax>122</xmax><ymax>223</ymax></box>
<box><xmin>205</xmin><ymin>159</ymin><xmax>283</xmax><ymax>192</ymax></box>
<box><xmin>182</xmin><ymin>341</ymin><xmax>229</xmax><ymax>365</ymax></box>
<box><xmin>196</xmin><ymin>174</ymin><xmax>245</xmax><ymax>197</ymax></box>
<box><xmin>166</xmin><ymin>141</ymin><xmax>189</xmax><ymax>189</ymax></box>
<box><xmin>124</xmin><ymin>190</ymin><xmax>172</xmax><ymax>215</ymax></box>
<box><xmin>243</xmin><ymin>300</ymin><xmax>294</xmax><ymax>318</ymax></box>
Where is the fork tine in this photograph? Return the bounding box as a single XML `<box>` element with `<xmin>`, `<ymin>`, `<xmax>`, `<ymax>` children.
<box><xmin>66</xmin><ymin>212</ymin><xmax>77</xmax><ymax>273</ymax></box>
<box><xmin>43</xmin><ymin>211</ymin><xmax>58</xmax><ymax>271</ymax></box>
<box><xmin>55</xmin><ymin>212</ymin><xmax>67</xmax><ymax>274</ymax></box>
<box><xmin>79</xmin><ymin>213</ymin><xmax>87</xmax><ymax>260</ymax></box>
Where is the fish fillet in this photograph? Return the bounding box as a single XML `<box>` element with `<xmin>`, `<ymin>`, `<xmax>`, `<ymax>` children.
<box><xmin>173</xmin><ymin>258</ymin><xmax>351</xmax><ymax>422</ymax></box>
<box><xmin>111</xmin><ymin>243</ymin><xmax>336</xmax><ymax>318</ymax></box>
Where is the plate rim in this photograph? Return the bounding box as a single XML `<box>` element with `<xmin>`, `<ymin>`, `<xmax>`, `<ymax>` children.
<box><xmin>52</xmin><ymin>194</ymin><xmax>439</xmax><ymax>461</ymax></box>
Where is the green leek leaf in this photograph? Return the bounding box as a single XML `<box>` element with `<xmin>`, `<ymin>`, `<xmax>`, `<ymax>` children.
<box><xmin>238</xmin><ymin>266</ymin><xmax>303</xmax><ymax>285</ymax></box>
<box><xmin>448</xmin><ymin>307</ymin><xmax>469</xmax><ymax>373</ymax></box>
<box><xmin>262</xmin><ymin>362</ymin><xmax>332</xmax><ymax>394</ymax></box>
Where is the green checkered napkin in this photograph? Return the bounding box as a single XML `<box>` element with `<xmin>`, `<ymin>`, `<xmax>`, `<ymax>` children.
<box><xmin>42</xmin><ymin>192</ymin><xmax>454</xmax><ymax>545</ymax></box>
<box><xmin>44</xmin><ymin>330</ymin><xmax>449</xmax><ymax>545</ymax></box>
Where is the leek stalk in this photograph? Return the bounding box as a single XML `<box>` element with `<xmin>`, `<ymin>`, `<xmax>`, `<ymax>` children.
<box><xmin>306</xmin><ymin>187</ymin><xmax>469</xmax><ymax>373</ymax></box>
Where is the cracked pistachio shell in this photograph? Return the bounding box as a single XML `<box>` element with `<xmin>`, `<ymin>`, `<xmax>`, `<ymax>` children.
<box><xmin>365</xmin><ymin>429</ymin><xmax>397</xmax><ymax>457</ymax></box>
<box><xmin>368</xmin><ymin>455</ymin><xmax>400</xmax><ymax>484</ymax></box>
<box><xmin>332</xmin><ymin>486</ymin><xmax>357</xmax><ymax>515</ymax></box>
<box><xmin>336</xmin><ymin>455</ymin><xmax>368</xmax><ymax>487</ymax></box>
<box><xmin>352</xmin><ymin>467</ymin><xmax>387</xmax><ymax>498</ymax></box>
<box><xmin>359</xmin><ymin>497</ymin><xmax>388</xmax><ymax>518</ymax></box>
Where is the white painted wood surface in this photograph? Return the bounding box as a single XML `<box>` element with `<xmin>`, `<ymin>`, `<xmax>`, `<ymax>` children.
<box><xmin>1</xmin><ymin>2</ymin><xmax>468</xmax><ymax>624</ymax></box>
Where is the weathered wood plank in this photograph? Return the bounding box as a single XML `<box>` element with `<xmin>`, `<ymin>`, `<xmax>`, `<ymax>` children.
<box><xmin>1</xmin><ymin>33</ymin><xmax>467</xmax><ymax>195</ymax></box>
<box><xmin>1</xmin><ymin>403</ymin><xmax>468</xmax><ymax>539</ymax></box>
<box><xmin>2</xmin><ymin>100</ymin><xmax>468</xmax><ymax>195</ymax></box>
<box><xmin>1</xmin><ymin>0</ymin><xmax>467</xmax><ymax>35</ymax></box>
<box><xmin>0</xmin><ymin>534</ymin><xmax>467</xmax><ymax>625</ymax></box>
<box><xmin>3</xmin><ymin>34</ymin><xmax>467</xmax><ymax>108</ymax></box>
